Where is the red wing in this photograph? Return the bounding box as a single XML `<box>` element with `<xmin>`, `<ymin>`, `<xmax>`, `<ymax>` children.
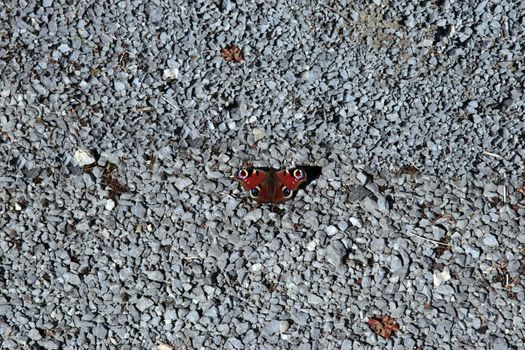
<box><xmin>234</xmin><ymin>168</ymin><xmax>274</xmax><ymax>203</ymax></box>
<box><xmin>275</xmin><ymin>168</ymin><xmax>307</xmax><ymax>191</ymax></box>
<box><xmin>234</xmin><ymin>168</ymin><xmax>267</xmax><ymax>190</ymax></box>
<box><xmin>273</xmin><ymin>168</ymin><xmax>308</xmax><ymax>203</ymax></box>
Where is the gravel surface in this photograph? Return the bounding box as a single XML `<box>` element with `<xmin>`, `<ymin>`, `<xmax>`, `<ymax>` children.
<box><xmin>1</xmin><ymin>0</ymin><xmax>525</xmax><ymax>349</ymax></box>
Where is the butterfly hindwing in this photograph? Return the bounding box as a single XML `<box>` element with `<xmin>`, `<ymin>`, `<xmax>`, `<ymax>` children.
<box><xmin>273</xmin><ymin>168</ymin><xmax>307</xmax><ymax>203</ymax></box>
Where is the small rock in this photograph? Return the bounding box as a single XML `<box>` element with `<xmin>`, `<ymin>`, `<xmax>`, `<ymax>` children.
<box><xmin>433</xmin><ymin>266</ymin><xmax>451</xmax><ymax>288</ymax></box>
<box><xmin>243</xmin><ymin>209</ymin><xmax>262</xmax><ymax>222</ymax></box>
<box><xmin>341</xmin><ymin>339</ymin><xmax>353</xmax><ymax>350</ymax></box>
<box><xmin>347</xmin><ymin>185</ymin><xmax>372</xmax><ymax>202</ymax></box>
<box><xmin>377</xmin><ymin>196</ymin><xmax>392</xmax><ymax>213</ymax></box>
<box><xmin>325</xmin><ymin>225</ymin><xmax>338</xmax><ymax>236</ymax></box>
<box><xmin>251</xmin><ymin>263</ymin><xmax>262</xmax><ymax>272</ymax></box>
<box><xmin>418</xmin><ymin>38</ymin><xmax>433</xmax><ymax>47</ymax></box>
<box><xmin>186</xmin><ymin>310</ymin><xmax>199</xmax><ymax>323</ymax></box>
<box><xmin>279</xmin><ymin>320</ymin><xmax>289</xmax><ymax>333</ymax></box>
<box><xmin>63</xmin><ymin>272</ymin><xmax>81</xmax><ymax>286</ymax></box>
<box><xmin>145</xmin><ymin>270</ymin><xmax>164</xmax><ymax>282</ymax></box>
<box><xmin>93</xmin><ymin>324</ymin><xmax>107</xmax><ymax>338</ymax></box>
<box><xmin>356</xmin><ymin>172</ymin><xmax>370</xmax><ymax>185</ymax></box>
<box><xmin>370</xmin><ymin>238</ymin><xmax>385</xmax><ymax>250</ymax></box>
<box><xmin>136</xmin><ymin>297</ymin><xmax>154</xmax><ymax>312</ymax></box>
<box><xmin>291</xmin><ymin>310</ymin><xmax>309</xmax><ymax>326</ymax></box>
<box><xmin>483</xmin><ymin>234</ymin><xmax>499</xmax><ymax>247</ymax></box>
<box><xmin>164</xmin><ymin>309</ymin><xmax>178</xmax><ymax>321</ymax></box>
<box><xmin>360</xmin><ymin>197</ymin><xmax>378</xmax><ymax>212</ymax></box>
<box><xmin>464</xmin><ymin>245</ymin><xmax>480</xmax><ymax>258</ymax></box>
<box><xmin>73</xmin><ymin>149</ymin><xmax>96</xmax><ymax>167</ymax></box>
<box><xmin>307</xmin><ymin>294</ymin><xmax>323</xmax><ymax>305</ymax></box>
<box><xmin>252</xmin><ymin>128</ymin><xmax>266</xmax><ymax>142</ymax></box>
<box><xmin>326</xmin><ymin>240</ymin><xmax>347</xmax><ymax>267</ymax></box>
<box><xmin>349</xmin><ymin>217</ymin><xmax>362</xmax><ymax>228</ymax></box>
<box><xmin>390</xmin><ymin>255</ymin><xmax>403</xmax><ymax>273</ymax></box>
<box><xmin>114</xmin><ymin>81</ymin><xmax>125</xmax><ymax>91</ymax></box>
<box><xmin>174</xmin><ymin>177</ymin><xmax>192</xmax><ymax>191</ymax></box>
<box><xmin>163</xmin><ymin>67</ymin><xmax>179</xmax><ymax>80</ymax></box>
<box><xmin>105</xmin><ymin>199</ymin><xmax>115</xmax><ymax>211</ymax></box>
<box><xmin>28</xmin><ymin>328</ymin><xmax>42</xmax><ymax>340</ymax></box>
<box><xmin>263</xmin><ymin>320</ymin><xmax>282</xmax><ymax>335</ymax></box>
<box><xmin>306</xmin><ymin>239</ymin><xmax>319</xmax><ymax>251</ymax></box>
<box><xmin>40</xmin><ymin>340</ymin><xmax>59</xmax><ymax>350</ymax></box>
<box><xmin>493</xmin><ymin>337</ymin><xmax>509</xmax><ymax>350</ymax></box>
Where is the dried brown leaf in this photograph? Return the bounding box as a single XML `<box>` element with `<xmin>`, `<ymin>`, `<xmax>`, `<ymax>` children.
<box><xmin>367</xmin><ymin>315</ymin><xmax>400</xmax><ymax>339</ymax></box>
<box><xmin>220</xmin><ymin>45</ymin><xmax>243</xmax><ymax>63</ymax></box>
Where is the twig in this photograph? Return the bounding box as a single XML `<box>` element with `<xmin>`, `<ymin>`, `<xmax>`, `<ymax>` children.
<box><xmin>320</xmin><ymin>3</ymin><xmax>352</xmax><ymax>24</ymax></box>
<box><xmin>162</xmin><ymin>96</ymin><xmax>177</xmax><ymax>109</ymax></box>
<box><xmin>181</xmin><ymin>256</ymin><xmax>201</xmax><ymax>261</ymax></box>
<box><xmin>406</xmin><ymin>231</ymin><xmax>452</xmax><ymax>247</ymax></box>
<box><xmin>482</xmin><ymin>151</ymin><xmax>502</xmax><ymax>159</ymax></box>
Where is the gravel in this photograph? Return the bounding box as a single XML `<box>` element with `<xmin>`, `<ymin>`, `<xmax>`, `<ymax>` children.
<box><xmin>1</xmin><ymin>0</ymin><xmax>525</xmax><ymax>349</ymax></box>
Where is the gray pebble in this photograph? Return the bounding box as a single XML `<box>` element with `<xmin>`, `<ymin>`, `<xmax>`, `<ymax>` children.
<box><xmin>262</xmin><ymin>320</ymin><xmax>282</xmax><ymax>336</ymax></box>
<box><xmin>377</xmin><ymin>196</ymin><xmax>392</xmax><ymax>213</ymax></box>
<box><xmin>115</xmin><ymin>81</ymin><xmax>126</xmax><ymax>91</ymax></box>
<box><xmin>326</xmin><ymin>240</ymin><xmax>347</xmax><ymax>267</ymax></box>
<box><xmin>347</xmin><ymin>185</ymin><xmax>372</xmax><ymax>202</ymax></box>
<box><xmin>356</xmin><ymin>171</ymin><xmax>371</xmax><ymax>185</ymax></box>
<box><xmin>28</xmin><ymin>328</ymin><xmax>42</xmax><ymax>340</ymax></box>
<box><xmin>39</xmin><ymin>341</ymin><xmax>59</xmax><ymax>350</ymax></box>
<box><xmin>307</xmin><ymin>294</ymin><xmax>323</xmax><ymax>305</ymax></box>
<box><xmin>483</xmin><ymin>234</ymin><xmax>499</xmax><ymax>247</ymax></box>
<box><xmin>186</xmin><ymin>310</ymin><xmax>200</xmax><ymax>323</ymax></box>
<box><xmin>291</xmin><ymin>310</ymin><xmax>309</xmax><ymax>326</ymax></box>
<box><xmin>145</xmin><ymin>270</ymin><xmax>164</xmax><ymax>282</ymax></box>
<box><xmin>136</xmin><ymin>297</ymin><xmax>154</xmax><ymax>312</ymax></box>
<box><xmin>243</xmin><ymin>208</ymin><xmax>262</xmax><ymax>222</ymax></box>
<box><xmin>360</xmin><ymin>197</ymin><xmax>378</xmax><ymax>212</ymax></box>
<box><xmin>493</xmin><ymin>337</ymin><xmax>509</xmax><ymax>350</ymax></box>
<box><xmin>63</xmin><ymin>272</ymin><xmax>81</xmax><ymax>286</ymax></box>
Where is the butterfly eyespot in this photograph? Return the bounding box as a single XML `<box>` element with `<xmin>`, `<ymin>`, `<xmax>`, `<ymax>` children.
<box><xmin>293</xmin><ymin>169</ymin><xmax>305</xmax><ymax>180</ymax></box>
<box><xmin>236</xmin><ymin>169</ymin><xmax>249</xmax><ymax>180</ymax></box>
<box><xmin>282</xmin><ymin>186</ymin><xmax>293</xmax><ymax>198</ymax></box>
<box><xmin>250</xmin><ymin>187</ymin><xmax>260</xmax><ymax>198</ymax></box>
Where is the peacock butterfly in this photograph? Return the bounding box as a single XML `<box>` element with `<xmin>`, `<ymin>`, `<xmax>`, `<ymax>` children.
<box><xmin>233</xmin><ymin>167</ymin><xmax>308</xmax><ymax>204</ymax></box>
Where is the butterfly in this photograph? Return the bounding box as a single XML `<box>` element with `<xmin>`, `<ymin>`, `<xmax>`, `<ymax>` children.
<box><xmin>233</xmin><ymin>167</ymin><xmax>308</xmax><ymax>204</ymax></box>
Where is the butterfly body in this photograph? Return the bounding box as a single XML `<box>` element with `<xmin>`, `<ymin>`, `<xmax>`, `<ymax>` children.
<box><xmin>234</xmin><ymin>167</ymin><xmax>308</xmax><ymax>204</ymax></box>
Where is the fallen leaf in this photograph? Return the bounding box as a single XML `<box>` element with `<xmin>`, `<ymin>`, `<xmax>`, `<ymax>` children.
<box><xmin>367</xmin><ymin>316</ymin><xmax>400</xmax><ymax>339</ymax></box>
<box><xmin>397</xmin><ymin>164</ymin><xmax>419</xmax><ymax>175</ymax></box>
<box><xmin>517</xmin><ymin>184</ymin><xmax>525</xmax><ymax>193</ymax></box>
<box><xmin>434</xmin><ymin>235</ymin><xmax>451</xmax><ymax>258</ymax></box>
<box><xmin>221</xmin><ymin>44</ymin><xmax>243</xmax><ymax>63</ymax></box>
